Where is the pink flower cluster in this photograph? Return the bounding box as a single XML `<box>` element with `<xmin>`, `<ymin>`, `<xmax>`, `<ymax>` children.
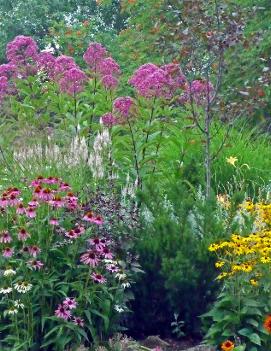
<box><xmin>0</xmin><ymin>38</ymin><xmax>74</xmax><ymax>101</ymax></box>
<box><xmin>0</xmin><ymin>76</ymin><xmax>9</xmax><ymax>102</ymax></box>
<box><xmin>83</xmin><ymin>42</ymin><xmax>107</xmax><ymax>68</ymax></box>
<box><xmin>129</xmin><ymin>63</ymin><xmax>186</xmax><ymax>99</ymax></box>
<box><xmin>180</xmin><ymin>79</ymin><xmax>214</xmax><ymax>105</ymax></box>
<box><xmin>0</xmin><ymin>63</ymin><xmax>16</xmax><ymax>79</ymax></box>
<box><xmin>97</xmin><ymin>57</ymin><xmax>121</xmax><ymax>76</ymax></box>
<box><xmin>0</xmin><ymin>35</ymin><xmax>89</xmax><ymax>101</ymax></box>
<box><xmin>0</xmin><ymin>176</ymin><xmax>80</xmax><ymax>259</ymax></box>
<box><xmin>37</xmin><ymin>51</ymin><xmax>56</xmax><ymax>78</ymax></box>
<box><xmin>101</xmin><ymin>112</ymin><xmax>118</xmax><ymax>127</ymax></box>
<box><xmin>83</xmin><ymin>42</ymin><xmax>121</xmax><ymax>90</ymax></box>
<box><xmin>59</xmin><ymin>67</ymin><xmax>87</xmax><ymax>95</ymax></box>
<box><xmin>0</xmin><ymin>36</ymin><xmax>40</xmax><ymax>101</ymax></box>
<box><xmin>4</xmin><ymin>36</ymin><xmax>40</xmax><ymax>79</ymax></box>
<box><xmin>55</xmin><ymin>297</ymin><xmax>84</xmax><ymax>326</ymax></box>
<box><xmin>113</xmin><ymin>96</ymin><xmax>134</xmax><ymax>118</ymax></box>
<box><xmin>47</xmin><ymin>55</ymin><xmax>87</xmax><ymax>96</ymax></box>
<box><xmin>100</xmin><ymin>96</ymin><xmax>134</xmax><ymax>127</ymax></box>
<box><xmin>53</xmin><ymin>55</ymin><xmax>76</xmax><ymax>78</ymax></box>
<box><xmin>6</xmin><ymin>35</ymin><xmax>38</xmax><ymax>65</ymax></box>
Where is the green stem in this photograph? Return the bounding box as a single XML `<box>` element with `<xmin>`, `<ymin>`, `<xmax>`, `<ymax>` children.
<box><xmin>127</xmin><ymin>118</ymin><xmax>141</xmax><ymax>187</ymax></box>
<box><xmin>152</xmin><ymin>122</ymin><xmax>165</xmax><ymax>174</ymax></box>
<box><xmin>142</xmin><ymin>97</ymin><xmax>156</xmax><ymax>162</ymax></box>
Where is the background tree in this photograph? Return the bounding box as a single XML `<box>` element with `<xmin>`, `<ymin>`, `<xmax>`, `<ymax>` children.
<box><xmin>0</xmin><ymin>0</ymin><xmax>126</xmax><ymax>62</ymax></box>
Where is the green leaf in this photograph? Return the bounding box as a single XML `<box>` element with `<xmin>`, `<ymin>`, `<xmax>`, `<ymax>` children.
<box><xmin>233</xmin><ymin>346</ymin><xmax>246</xmax><ymax>351</ymax></box>
<box><xmin>248</xmin><ymin>333</ymin><xmax>261</xmax><ymax>346</ymax></box>
<box><xmin>238</xmin><ymin>328</ymin><xmax>254</xmax><ymax>337</ymax></box>
<box><xmin>246</xmin><ymin>318</ymin><xmax>259</xmax><ymax>328</ymax></box>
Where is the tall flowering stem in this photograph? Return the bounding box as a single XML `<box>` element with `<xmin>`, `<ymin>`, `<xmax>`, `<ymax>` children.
<box><xmin>127</xmin><ymin>118</ymin><xmax>141</xmax><ymax>187</ymax></box>
<box><xmin>141</xmin><ymin>97</ymin><xmax>157</xmax><ymax>163</ymax></box>
<box><xmin>152</xmin><ymin>119</ymin><xmax>165</xmax><ymax>174</ymax></box>
<box><xmin>90</xmin><ymin>75</ymin><xmax>97</xmax><ymax>140</ymax></box>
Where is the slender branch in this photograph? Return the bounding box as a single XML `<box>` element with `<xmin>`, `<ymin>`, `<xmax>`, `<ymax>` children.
<box><xmin>205</xmin><ymin>69</ymin><xmax>212</xmax><ymax>198</ymax></box>
<box><xmin>210</xmin><ymin>0</ymin><xmax>224</xmax><ymax>106</ymax></box>
<box><xmin>210</xmin><ymin>121</ymin><xmax>224</xmax><ymax>139</ymax></box>
<box><xmin>211</xmin><ymin>122</ymin><xmax>232</xmax><ymax>161</ymax></box>
<box><xmin>188</xmin><ymin>85</ymin><xmax>206</xmax><ymax>134</ymax></box>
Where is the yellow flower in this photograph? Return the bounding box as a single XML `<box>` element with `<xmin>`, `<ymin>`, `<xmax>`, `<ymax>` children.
<box><xmin>215</xmin><ymin>261</ymin><xmax>225</xmax><ymax>269</ymax></box>
<box><xmin>208</xmin><ymin>243</ymin><xmax>220</xmax><ymax>252</ymax></box>
<box><xmin>226</xmin><ymin>156</ymin><xmax>238</xmax><ymax>166</ymax></box>
<box><xmin>216</xmin><ymin>272</ymin><xmax>228</xmax><ymax>280</ymax></box>
<box><xmin>241</xmin><ymin>263</ymin><xmax>253</xmax><ymax>273</ymax></box>
<box><xmin>260</xmin><ymin>256</ymin><xmax>271</xmax><ymax>264</ymax></box>
<box><xmin>250</xmin><ymin>279</ymin><xmax>258</xmax><ymax>286</ymax></box>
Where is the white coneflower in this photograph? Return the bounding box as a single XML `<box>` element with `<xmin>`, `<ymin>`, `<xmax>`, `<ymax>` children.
<box><xmin>14</xmin><ymin>281</ymin><xmax>32</xmax><ymax>293</ymax></box>
<box><xmin>114</xmin><ymin>305</ymin><xmax>125</xmax><ymax>313</ymax></box>
<box><xmin>14</xmin><ymin>300</ymin><xmax>25</xmax><ymax>309</ymax></box>
<box><xmin>121</xmin><ymin>282</ymin><xmax>131</xmax><ymax>289</ymax></box>
<box><xmin>0</xmin><ymin>287</ymin><xmax>12</xmax><ymax>294</ymax></box>
<box><xmin>3</xmin><ymin>269</ymin><xmax>16</xmax><ymax>277</ymax></box>
<box><xmin>115</xmin><ymin>272</ymin><xmax>127</xmax><ymax>281</ymax></box>
<box><xmin>6</xmin><ymin>307</ymin><xmax>18</xmax><ymax>315</ymax></box>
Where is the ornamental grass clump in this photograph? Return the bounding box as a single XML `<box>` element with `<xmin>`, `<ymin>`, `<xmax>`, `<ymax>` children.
<box><xmin>0</xmin><ymin>176</ymin><xmax>133</xmax><ymax>350</ymax></box>
<box><xmin>204</xmin><ymin>199</ymin><xmax>271</xmax><ymax>351</ymax></box>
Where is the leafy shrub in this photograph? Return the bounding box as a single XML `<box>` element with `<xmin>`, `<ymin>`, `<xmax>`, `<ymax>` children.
<box><xmin>129</xmin><ymin>181</ymin><xmax>230</xmax><ymax>338</ymax></box>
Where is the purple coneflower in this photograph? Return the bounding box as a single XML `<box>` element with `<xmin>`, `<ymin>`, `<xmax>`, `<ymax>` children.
<box><xmin>73</xmin><ymin>316</ymin><xmax>84</xmax><ymax>327</ymax></box>
<box><xmin>49</xmin><ymin>218</ymin><xmax>59</xmax><ymax>226</ymax></box>
<box><xmin>28</xmin><ymin>198</ymin><xmax>39</xmax><ymax>208</ymax></box>
<box><xmin>65</xmin><ymin>229</ymin><xmax>79</xmax><ymax>240</ymax></box>
<box><xmin>25</xmin><ymin>207</ymin><xmax>36</xmax><ymax>218</ymax></box>
<box><xmin>63</xmin><ymin>297</ymin><xmax>77</xmax><ymax>310</ymax></box>
<box><xmin>27</xmin><ymin>259</ymin><xmax>44</xmax><ymax>270</ymax></box>
<box><xmin>55</xmin><ymin>304</ymin><xmax>71</xmax><ymax>320</ymax></box>
<box><xmin>18</xmin><ymin>228</ymin><xmax>30</xmax><ymax>241</ymax></box>
<box><xmin>0</xmin><ymin>231</ymin><xmax>12</xmax><ymax>244</ymax></box>
<box><xmin>16</xmin><ymin>203</ymin><xmax>25</xmax><ymax>215</ymax></box>
<box><xmin>40</xmin><ymin>188</ymin><xmax>53</xmax><ymax>202</ymax></box>
<box><xmin>106</xmin><ymin>263</ymin><xmax>119</xmax><ymax>273</ymax></box>
<box><xmin>100</xmin><ymin>246</ymin><xmax>113</xmax><ymax>259</ymax></box>
<box><xmin>3</xmin><ymin>247</ymin><xmax>14</xmax><ymax>258</ymax></box>
<box><xmin>91</xmin><ymin>272</ymin><xmax>106</xmax><ymax>284</ymax></box>
<box><xmin>29</xmin><ymin>245</ymin><xmax>41</xmax><ymax>257</ymax></box>
<box><xmin>59</xmin><ymin>182</ymin><xmax>71</xmax><ymax>191</ymax></box>
<box><xmin>49</xmin><ymin>195</ymin><xmax>65</xmax><ymax>208</ymax></box>
<box><xmin>80</xmin><ymin>250</ymin><xmax>99</xmax><ymax>267</ymax></box>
